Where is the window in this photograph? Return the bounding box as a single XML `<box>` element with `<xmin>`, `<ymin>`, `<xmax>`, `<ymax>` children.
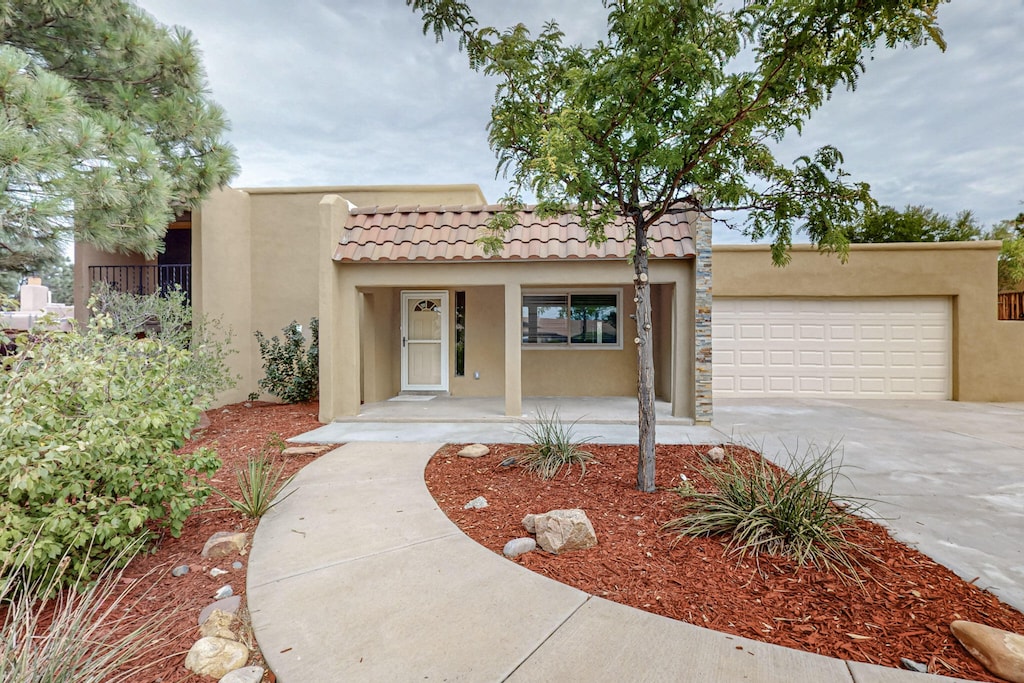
<box><xmin>522</xmin><ymin>290</ymin><xmax>620</xmax><ymax>347</ymax></box>
<box><xmin>454</xmin><ymin>291</ymin><xmax>466</xmax><ymax>376</ymax></box>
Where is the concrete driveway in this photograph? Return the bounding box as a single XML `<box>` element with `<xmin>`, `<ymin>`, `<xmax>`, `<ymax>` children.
<box><xmin>295</xmin><ymin>397</ymin><xmax>1024</xmax><ymax>612</ymax></box>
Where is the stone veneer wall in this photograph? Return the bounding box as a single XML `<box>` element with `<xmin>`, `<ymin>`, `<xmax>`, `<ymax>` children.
<box><xmin>694</xmin><ymin>214</ymin><xmax>713</xmax><ymax>423</ymax></box>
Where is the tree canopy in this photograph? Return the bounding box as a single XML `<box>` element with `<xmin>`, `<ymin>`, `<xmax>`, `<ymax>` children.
<box><xmin>0</xmin><ymin>0</ymin><xmax>238</xmax><ymax>276</ymax></box>
<box><xmin>844</xmin><ymin>204</ymin><xmax>982</xmax><ymax>243</ymax></box>
<box><xmin>409</xmin><ymin>0</ymin><xmax>948</xmax><ymax>491</ymax></box>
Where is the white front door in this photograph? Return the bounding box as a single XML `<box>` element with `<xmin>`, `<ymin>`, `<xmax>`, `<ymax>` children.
<box><xmin>401</xmin><ymin>291</ymin><xmax>449</xmax><ymax>391</ymax></box>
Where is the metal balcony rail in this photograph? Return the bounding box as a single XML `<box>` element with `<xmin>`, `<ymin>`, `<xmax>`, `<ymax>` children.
<box><xmin>88</xmin><ymin>265</ymin><xmax>191</xmax><ymax>301</ymax></box>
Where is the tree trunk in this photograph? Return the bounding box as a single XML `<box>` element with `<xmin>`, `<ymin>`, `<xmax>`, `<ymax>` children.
<box><xmin>634</xmin><ymin>224</ymin><xmax>656</xmax><ymax>492</ymax></box>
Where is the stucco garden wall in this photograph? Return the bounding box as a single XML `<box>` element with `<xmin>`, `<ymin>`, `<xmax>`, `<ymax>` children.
<box><xmin>713</xmin><ymin>242</ymin><xmax>1024</xmax><ymax>402</ymax></box>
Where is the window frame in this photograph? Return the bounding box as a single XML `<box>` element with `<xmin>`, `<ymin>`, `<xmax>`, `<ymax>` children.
<box><xmin>521</xmin><ymin>288</ymin><xmax>624</xmax><ymax>350</ymax></box>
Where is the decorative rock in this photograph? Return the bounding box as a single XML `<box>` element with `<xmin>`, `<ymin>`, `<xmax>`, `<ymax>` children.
<box><xmin>199</xmin><ymin>609</ymin><xmax>238</xmax><ymax>639</ymax></box>
<box><xmin>503</xmin><ymin>537</ymin><xmax>537</xmax><ymax>558</ymax></box>
<box><xmin>196</xmin><ymin>411</ymin><xmax>212</xmax><ymax>430</ymax></box>
<box><xmin>171</xmin><ymin>564</ymin><xmax>190</xmax><ymax>577</ymax></box>
<box><xmin>463</xmin><ymin>496</ymin><xmax>488</xmax><ymax>510</ymax></box>
<box><xmin>458</xmin><ymin>444</ymin><xmax>490</xmax><ymax>458</ymax></box>
<box><xmin>184</xmin><ymin>637</ymin><xmax>249</xmax><ymax>679</ymax></box>
<box><xmin>231</xmin><ymin>561</ymin><xmax>243</xmax><ymax>570</ymax></box>
<box><xmin>210</xmin><ymin>567</ymin><xmax>228</xmax><ymax>578</ymax></box>
<box><xmin>900</xmin><ymin>658</ymin><xmax>929</xmax><ymax>673</ymax></box>
<box><xmin>213</xmin><ymin>585</ymin><xmax>233</xmax><ymax>600</ymax></box>
<box><xmin>522</xmin><ymin>514</ymin><xmax>538</xmax><ymax>534</ymax></box>
<box><xmin>199</xmin><ymin>596</ymin><xmax>242</xmax><ymax>626</ymax></box>
<box><xmin>201</xmin><ymin>531</ymin><xmax>248</xmax><ymax>560</ymax></box>
<box><xmin>951</xmin><ymin>620</ymin><xmax>1024</xmax><ymax>683</ymax></box>
<box><xmin>283</xmin><ymin>445</ymin><xmax>323</xmax><ymax>456</ymax></box>
<box><xmin>219</xmin><ymin>666</ymin><xmax>265</xmax><ymax>683</ymax></box>
<box><xmin>533</xmin><ymin>509</ymin><xmax>598</xmax><ymax>554</ymax></box>
<box><xmin>705</xmin><ymin>446</ymin><xmax>727</xmax><ymax>463</ymax></box>
<box><xmin>500</xmin><ymin>456</ymin><xmax>517</xmax><ymax>467</ymax></box>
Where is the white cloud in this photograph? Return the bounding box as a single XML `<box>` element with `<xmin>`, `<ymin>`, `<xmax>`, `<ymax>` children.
<box><xmin>139</xmin><ymin>0</ymin><xmax>1024</xmax><ymax>236</ymax></box>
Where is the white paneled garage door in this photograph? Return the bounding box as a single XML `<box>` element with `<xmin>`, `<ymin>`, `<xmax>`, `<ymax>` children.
<box><xmin>713</xmin><ymin>297</ymin><xmax>951</xmax><ymax>399</ymax></box>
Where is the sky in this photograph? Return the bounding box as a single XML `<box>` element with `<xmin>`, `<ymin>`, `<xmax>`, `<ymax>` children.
<box><xmin>136</xmin><ymin>0</ymin><xmax>1023</xmax><ymax>244</ymax></box>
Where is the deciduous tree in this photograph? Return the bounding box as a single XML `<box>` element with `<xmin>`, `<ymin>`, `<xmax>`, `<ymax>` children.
<box><xmin>409</xmin><ymin>0</ymin><xmax>947</xmax><ymax>491</ymax></box>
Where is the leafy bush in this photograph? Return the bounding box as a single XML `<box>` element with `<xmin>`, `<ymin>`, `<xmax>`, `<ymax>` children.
<box><xmin>1</xmin><ymin>538</ymin><xmax>174</xmax><ymax>682</ymax></box>
<box><xmin>515</xmin><ymin>408</ymin><xmax>597</xmax><ymax>480</ymax></box>
<box><xmin>89</xmin><ymin>282</ymin><xmax>237</xmax><ymax>404</ymax></box>
<box><xmin>212</xmin><ymin>434</ymin><xmax>295</xmax><ymax>518</ymax></box>
<box><xmin>0</xmin><ymin>318</ymin><xmax>221</xmax><ymax>588</ymax></box>
<box><xmin>254</xmin><ymin>318</ymin><xmax>319</xmax><ymax>403</ymax></box>
<box><xmin>663</xmin><ymin>443</ymin><xmax>871</xmax><ymax>581</ymax></box>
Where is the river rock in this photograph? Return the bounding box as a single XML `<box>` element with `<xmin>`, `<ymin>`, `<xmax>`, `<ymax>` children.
<box><xmin>951</xmin><ymin>620</ymin><xmax>1024</xmax><ymax>683</ymax></box>
<box><xmin>503</xmin><ymin>537</ymin><xmax>537</xmax><ymax>558</ymax></box>
<box><xmin>705</xmin><ymin>446</ymin><xmax>727</xmax><ymax>463</ymax></box>
<box><xmin>533</xmin><ymin>509</ymin><xmax>597</xmax><ymax>554</ymax></box>
<box><xmin>184</xmin><ymin>637</ymin><xmax>249</xmax><ymax>679</ymax></box>
<box><xmin>199</xmin><ymin>609</ymin><xmax>237</xmax><ymax>639</ymax></box>
<box><xmin>199</xmin><ymin>596</ymin><xmax>241</xmax><ymax>626</ymax></box>
<box><xmin>171</xmin><ymin>564</ymin><xmax>190</xmax><ymax>577</ymax></box>
<box><xmin>458</xmin><ymin>444</ymin><xmax>490</xmax><ymax>458</ymax></box>
<box><xmin>463</xmin><ymin>496</ymin><xmax>488</xmax><ymax>509</ymax></box>
<box><xmin>201</xmin><ymin>531</ymin><xmax>248</xmax><ymax>559</ymax></box>
<box><xmin>213</xmin><ymin>585</ymin><xmax>233</xmax><ymax>600</ymax></box>
<box><xmin>219</xmin><ymin>666</ymin><xmax>265</xmax><ymax>683</ymax></box>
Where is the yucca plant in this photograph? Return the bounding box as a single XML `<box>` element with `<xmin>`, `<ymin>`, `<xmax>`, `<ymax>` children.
<box><xmin>212</xmin><ymin>434</ymin><xmax>295</xmax><ymax>518</ymax></box>
<box><xmin>515</xmin><ymin>407</ymin><xmax>597</xmax><ymax>480</ymax></box>
<box><xmin>1</xmin><ymin>539</ymin><xmax>173</xmax><ymax>683</ymax></box>
<box><xmin>663</xmin><ymin>442</ymin><xmax>873</xmax><ymax>582</ymax></box>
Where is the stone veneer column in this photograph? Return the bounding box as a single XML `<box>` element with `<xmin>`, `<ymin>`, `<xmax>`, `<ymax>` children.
<box><xmin>694</xmin><ymin>214</ymin><xmax>713</xmax><ymax>424</ymax></box>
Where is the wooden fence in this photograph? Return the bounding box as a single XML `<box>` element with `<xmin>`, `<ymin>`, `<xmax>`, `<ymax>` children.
<box><xmin>998</xmin><ymin>292</ymin><xmax>1024</xmax><ymax>320</ymax></box>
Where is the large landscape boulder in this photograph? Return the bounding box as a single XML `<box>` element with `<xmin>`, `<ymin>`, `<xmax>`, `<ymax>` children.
<box><xmin>532</xmin><ymin>509</ymin><xmax>597</xmax><ymax>554</ymax></box>
<box><xmin>951</xmin><ymin>620</ymin><xmax>1024</xmax><ymax>683</ymax></box>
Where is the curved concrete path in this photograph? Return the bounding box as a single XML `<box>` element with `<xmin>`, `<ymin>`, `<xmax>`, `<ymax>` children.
<box><xmin>247</xmin><ymin>439</ymin><xmax>963</xmax><ymax>682</ymax></box>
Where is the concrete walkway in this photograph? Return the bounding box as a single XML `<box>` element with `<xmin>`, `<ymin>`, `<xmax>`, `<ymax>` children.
<box><xmin>246</xmin><ymin>399</ymin><xmax>1024</xmax><ymax>681</ymax></box>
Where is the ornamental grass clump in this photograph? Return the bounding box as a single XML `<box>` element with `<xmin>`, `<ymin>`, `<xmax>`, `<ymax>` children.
<box><xmin>664</xmin><ymin>443</ymin><xmax>872</xmax><ymax>582</ymax></box>
<box><xmin>0</xmin><ymin>539</ymin><xmax>174</xmax><ymax>683</ymax></box>
<box><xmin>515</xmin><ymin>408</ymin><xmax>597</xmax><ymax>480</ymax></box>
<box><xmin>212</xmin><ymin>434</ymin><xmax>295</xmax><ymax>519</ymax></box>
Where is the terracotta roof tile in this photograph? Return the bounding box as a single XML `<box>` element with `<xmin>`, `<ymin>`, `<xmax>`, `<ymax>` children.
<box><xmin>334</xmin><ymin>204</ymin><xmax>696</xmax><ymax>263</ymax></box>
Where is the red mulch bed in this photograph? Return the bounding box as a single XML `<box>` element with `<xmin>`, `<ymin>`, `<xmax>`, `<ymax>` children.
<box><xmin>16</xmin><ymin>403</ymin><xmax>1023</xmax><ymax>681</ymax></box>
<box><xmin>107</xmin><ymin>401</ymin><xmax>324</xmax><ymax>683</ymax></box>
<box><xmin>425</xmin><ymin>443</ymin><xmax>1024</xmax><ymax>682</ymax></box>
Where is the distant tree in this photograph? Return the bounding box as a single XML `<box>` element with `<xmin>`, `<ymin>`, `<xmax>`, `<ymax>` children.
<box><xmin>0</xmin><ymin>0</ymin><xmax>238</xmax><ymax>275</ymax></box>
<box><xmin>0</xmin><ymin>255</ymin><xmax>74</xmax><ymax>304</ymax></box>
<box><xmin>985</xmin><ymin>210</ymin><xmax>1024</xmax><ymax>292</ymax></box>
<box><xmin>409</xmin><ymin>0</ymin><xmax>947</xmax><ymax>491</ymax></box>
<box><xmin>844</xmin><ymin>205</ymin><xmax>982</xmax><ymax>243</ymax></box>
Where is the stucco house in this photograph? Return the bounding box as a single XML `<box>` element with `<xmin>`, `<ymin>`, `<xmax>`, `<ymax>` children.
<box><xmin>75</xmin><ymin>182</ymin><xmax>1024</xmax><ymax>426</ymax></box>
<box><xmin>75</xmin><ymin>183</ymin><xmax>713</xmax><ymax>423</ymax></box>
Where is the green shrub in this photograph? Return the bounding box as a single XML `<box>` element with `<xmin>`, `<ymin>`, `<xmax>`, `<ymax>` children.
<box><xmin>1</xmin><ymin>538</ymin><xmax>174</xmax><ymax>682</ymax></box>
<box><xmin>0</xmin><ymin>317</ymin><xmax>222</xmax><ymax>589</ymax></box>
<box><xmin>663</xmin><ymin>443</ymin><xmax>871</xmax><ymax>581</ymax></box>
<box><xmin>88</xmin><ymin>282</ymin><xmax>237</xmax><ymax>404</ymax></box>
<box><xmin>515</xmin><ymin>408</ymin><xmax>597</xmax><ymax>480</ymax></box>
<box><xmin>212</xmin><ymin>434</ymin><xmax>295</xmax><ymax>518</ymax></box>
<box><xmin>254</xmin><ymin>318</ymin><xmax>319</xmax><ymax>403</ymax></box>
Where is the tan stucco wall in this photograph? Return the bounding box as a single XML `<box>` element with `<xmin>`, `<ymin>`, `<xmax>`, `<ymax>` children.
<box><xmin>449</xmin><ymin>286</ymin><xmax>505</xmax><ymax>398</ymax></box>
<box><xmin>198</xmin><ymin>184</ymin><xmax>487</xmax><ymax>405</ymax></box>
<box><xmin>521</xmin><ymin>292</ymin><xmax>638</xmax><ymax>397</ymax></box>
<box><xmin>713</xmin><ymin>242</ymin><xmax>1024</xmax><ymax>401</ymax></box>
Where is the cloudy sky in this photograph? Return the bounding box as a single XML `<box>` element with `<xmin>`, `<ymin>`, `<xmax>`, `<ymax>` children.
<box><xmin>137</xmin><ymin>0</ymin><xmax>1023</xmax><ymax>243</ymax></box>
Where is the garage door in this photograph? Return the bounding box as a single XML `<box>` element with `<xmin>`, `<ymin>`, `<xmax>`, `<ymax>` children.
<box><xmin>713</xmin><ymin>297</ymin><xmax>951</xmax><ymax>399</ymax></box>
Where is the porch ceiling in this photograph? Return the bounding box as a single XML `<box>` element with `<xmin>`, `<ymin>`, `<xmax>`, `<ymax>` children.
<box><xmin>334</xmin><ymin>204</ymin><xmax>696</xmax><ymax>263</ymax></box>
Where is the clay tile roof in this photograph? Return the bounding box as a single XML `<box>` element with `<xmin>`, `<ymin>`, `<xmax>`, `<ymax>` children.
<box><xmin>335</xmin><ymin>205</ymin><xmax>696</xmax><ymax>263</ymax></box>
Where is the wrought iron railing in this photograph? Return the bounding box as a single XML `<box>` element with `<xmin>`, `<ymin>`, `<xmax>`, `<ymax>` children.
<box><xmin>88</xmin><ymin>265</ymin><xmax>191</xmax><ymax>301</ymax></box>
